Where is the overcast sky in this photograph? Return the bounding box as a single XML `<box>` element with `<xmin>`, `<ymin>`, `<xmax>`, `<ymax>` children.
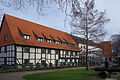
<box><xmin>0</xmin><ymin>0</ymin><xmax>120</xmax><ymax>41</ymax></box>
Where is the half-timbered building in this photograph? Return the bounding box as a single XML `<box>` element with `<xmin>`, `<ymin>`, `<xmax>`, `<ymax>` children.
<box><xmin>0</xmin><ymin>14</ymin><xmax>81</xmax><ymax>66</ymax></box>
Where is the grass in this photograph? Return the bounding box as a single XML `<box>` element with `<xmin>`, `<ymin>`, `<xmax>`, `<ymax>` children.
<box><xmin>24</xmin><ymin>69</ymin><xmax>99</xmax><ymax>80</ymax></box>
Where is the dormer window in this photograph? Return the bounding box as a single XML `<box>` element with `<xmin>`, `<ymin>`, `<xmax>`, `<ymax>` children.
<box><xmin>55</xmin><ymin>41</ymin><xmax>59</xmax><ymax>45</ymax></box>
<box><xmin>68</xmin><ymin>43</ymin><xmax>75</xmax><ymax>47</ymax></box>
<box><xmin>23</xmin><ymin>34</ymin><xmax>30</xmax><ymax>40</ymax></box>
<box><xmin>47</xmin><ymin>39</ymin><xmax>52</xmax><ymax>43</ymax></box>
<box><xmin>68</xmin><ymin>43</ymin><xmax>71</xmax><ymax>47</ymax></box>
<box><xmin>4</xmin><ymin>34</ymin><xmax>7</xmax><ymax>42</ymax></box>
<box><xmin>37</xmin><ymin>37</ymin><xmax>43</xmax><ymax>42</ymax></box>
<box><xmin>62</xmin><ymin>42</ymin><xmax>66</xmax><ymax>46</ymax></box>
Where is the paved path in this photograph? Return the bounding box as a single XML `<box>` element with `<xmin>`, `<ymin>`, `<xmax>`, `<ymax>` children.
<box><xmin>0</xmin><ymin>67</ymin><xmax>85</xmax><ymax>80</ymax></box>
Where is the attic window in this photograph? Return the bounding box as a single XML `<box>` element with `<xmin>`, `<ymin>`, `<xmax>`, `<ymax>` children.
<box><xmin>4</xmin><ymin>34</ymin><xmax>7</xmax><ymax>42</ymax></box>
<box><xmin>23</xmin><ymin>34</ymin><xmax>30</xmax><ymax>40</ymax></box>
<box><xmin>37</xmin><ymin>37</ymin><xmax>43</xmax><ymax>42</ymax></box>
<box><xmin>62</xmin><ymin>42</ymin><xmax>66</xmax><ymax>46</ymax></box>
<box><xmin>47</xmin><ymin>39</ymin><xmax>52</xmax><ymax>43</ymax></box>
<box><xmin>55</xmin><ymin>41</ymin><xmax>59</xmax><ymax>45</ymax></box>
<box><xmin>68</xmin><ymin>43</ymin><xmax>75</xmax><ymax>47</ymax></box>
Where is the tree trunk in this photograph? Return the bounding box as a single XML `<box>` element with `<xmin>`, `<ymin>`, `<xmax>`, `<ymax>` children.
<box><xmin>86</xmin><ymin>39</ymin><xmax>90</xmax><ymax>71</ymax></box>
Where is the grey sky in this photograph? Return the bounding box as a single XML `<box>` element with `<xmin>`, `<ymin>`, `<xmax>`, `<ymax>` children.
<box><xmin>0</xmin><ymin>0</ymin><xmax>120</xmax><ymax>41</ymax></box>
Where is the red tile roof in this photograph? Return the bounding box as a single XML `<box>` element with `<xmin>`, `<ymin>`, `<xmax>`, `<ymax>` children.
<box><xmin>0</xmin><ymin>14</ymin><xmax>81</xmax><ymax>51</ymax></box>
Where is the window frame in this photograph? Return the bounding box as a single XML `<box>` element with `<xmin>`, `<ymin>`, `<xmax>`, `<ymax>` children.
<box><xmin>22</xmin><ymin>34</ymin><xmax>30</xmax><ymax>40</ymax></box>
<box><xmin>24</xmin><ymin>47</ymin><xmax>30</xmax><ymax>53</ymax></box>
<box><xmin>37</xmin><ymin>37</ymin><xmax>43</xmax><ymax>42</ymax></box>
<box><xmin>47</xmin><ymin>39</ymin><xmax>52</xmax><ymax>43</ymax></box>
<box><xmin>48</xmin><ymin>49</ymin><xmax>51</xmax><ymax>54</ymax></box>
<box><xmin>55</xmin><ymin>41</ymin><xmax>60</xmax><ymax>45</ymax></box>
<box><xmin>62</xmin><ymin>42</ymin><xmax>66</xmax><ymax>46</ymax></box>
<box><xmin>4</xmin><ymin>34</ymin><xmax>7</xmax><ymax>42</ymax></box>
<box><xmin>41</xmin><ymin>48</ymin><xmax>46</xmax><ymax>54</ymax></box>
<box><xmin>55</xmin><ymin>50</ymin><xmax>60</xmax><ymax>54</ymax></box>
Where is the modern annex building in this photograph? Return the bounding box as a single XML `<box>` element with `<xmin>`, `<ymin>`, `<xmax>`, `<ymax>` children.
<box><xmin>71</xmin><ymin>35</ymin><xmax>104</xmax><ymax>64</ymax></box>
<box><xmin>0</xmin><ymin>14</ymin><xmax>82</xmax><ymax>66</ymax></box>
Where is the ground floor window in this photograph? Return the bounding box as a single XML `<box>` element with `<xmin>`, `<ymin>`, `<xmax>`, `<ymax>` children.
<box><xmin>24</xmin><ymin>59</ymin><xmax>29</xmax><ymax>64</ymax></box>
<box><xmin>41</xmin><ymin>60</ymin><xmax>46</xmax><ymax>65</ymax></box>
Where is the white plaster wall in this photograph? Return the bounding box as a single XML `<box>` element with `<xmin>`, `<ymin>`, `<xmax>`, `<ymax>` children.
<box><xmin>17</xmin><ymin>46</ymin><xmax>22</xmax><ymax>51</ymax></box>
<box><xmin>42</xmin><ymin>54</ymin><xmax>45</xmax><ymax>58</ymax></box>
<box><xmin>17</xmin><ymin>52</ymin><xmax>22</xmax><ymax>58</ymax></box>
<box><xmin>51</xmin><ymin>50</ymin><xmax>55</xmax><ymax>54</ymax></box>
<box><xmin>30</xmin><ymin>54</ymin><xmax>35</xmax><ymax>59</ymax></box>
<box><xmin>24</xmin><ymin>53</ymin><xmax>29</xmax><ymax>59</ymax></box>
<box><xmin>30</xmin><ymin>48</ymin><xmax>35</xmax><ymax>52</ymax></box>
<box><xmin>37</xmin><ymin>48</ymin><xmax>41</xmax><ymax>53</ymax></box>
<box><xmin>51</xmin><ymin>55</ymin><xmax>55</xmax><ymax>59</ymax></box>
<box><xmin>36</xmin><ymin>54</ymin><xmax>41</xmax><ymax>59</ymax></box>
<box><xmin>46</xmin><ymin>54</ymin><xmax>50</xmax><ymax>59</ymax></box>
<box><xmin>51</xmin><ymin>60</ymin><xmax>55</xmax><ymax>64</ymax></box>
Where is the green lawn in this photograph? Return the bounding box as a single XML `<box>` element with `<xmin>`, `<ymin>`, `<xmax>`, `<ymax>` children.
<box><xmin>24</xmin><ymin>69</ymin><xmax>99</xmax><ymax>80</ymax></box>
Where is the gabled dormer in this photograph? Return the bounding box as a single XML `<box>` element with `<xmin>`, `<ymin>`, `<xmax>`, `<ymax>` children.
<box><xmin>18</xmin><ymin>27</ymin><xmax>30</xmax><ymax>40</ymax></box>
<box><xmin>33</xmin><ymin>31</ymin><xmax>44</xmax><ymax>42</ymax></box>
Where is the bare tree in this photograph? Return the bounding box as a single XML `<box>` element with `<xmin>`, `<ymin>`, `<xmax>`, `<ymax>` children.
<box><xmin>70</xmin><ymin>0</ymin><xmax>110</xmax><ymax>70</ymax></box>
<box><xmin>0</xmin><ymin>0</ymin><xmax>83</xmax><ymax>15</ymax></box>
<box><xmin>111</xmin><ymin>34</ymin><xmax>120</xmax><ymax>56</ymax></box>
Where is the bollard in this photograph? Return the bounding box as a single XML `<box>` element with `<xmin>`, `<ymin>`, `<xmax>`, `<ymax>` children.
<box><xmin>60</xmin><ymin>62</ymin><xmax>63</xmax><ymax>67</ymax></box>
<box><xmin>14</xmin><ymin>63</ymin><xmax>18</xmax><ymax>69</ymax></box>
<box><xmin>29</xmin><ymin>63</ymin><xmax>33</xmax><ymax>70</ymax></box>
<box><xmin>49</xmin><ymin>63</ymin><xmax>52</xmax><ymax>68</ymax></box>
<box><xmin>22</xmin><ymin>63</ymin><xmax>26</xmax><ymax>70</ymax></box>
<box><xmin>36</xmin><ymin>63</ymin><xmax>40</xmax><ymax>69</ymax></box>
<box><xmin>63</xmin><ymin>62</ymin><xmax>66</xmax><ymax>67</ymax></box>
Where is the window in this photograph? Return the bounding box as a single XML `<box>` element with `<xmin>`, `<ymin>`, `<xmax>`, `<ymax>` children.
<box><xmin>24</xmin><ymin>47</ymin><xmax>30</xmax><ymax>53</ymax></box>
<box><xmin>71</xmin><ymin>51</ymin><xmax>73</xmax><ymax>56</ymax></box>
<box><xmin>41</xmin><ymin>60</ymin><xmax>46</xmax><ymax>65</ymax></box>
<box><xmin>62</xmin><ymin>42</ymin><xmax>66</xmax><ymax>46</ymax></box>
<box><xmin>24</xmin><ymin>59</ymin><xmax>29</xmax><ymax>64</ymax></box>
<box><xmin>75</xmin><ymin>52</ymin><xmax>78</xmax><ymax>56</ymax></box>
<box><xmin>68</xmin><ymin>43</ymin><xmax>75</xmax><ymax>47</ymax></box>
<box><xmin>47</xmin><ymin>39</ymin><xmax>52</xmax><ymax>43</ymax></box>
<box><xmin>23</xmin><ymin>34</ymin><xmax>30</xmax><ymax>40</ymax></box>
<box><xmin>55</xmin><ymin>50</ymin><xmax>60</xmax><ymax>54</ymax></box>
<box><xmin>41</xmin><ymin>48</ymin><xmax>46</xmax><ymax>54</ymax></box>
<box><xmin>37</xmin><ymin>37</ymin><xmax>43</xmax><ymax>42</ymax></box>
<box><xmin>55</xmin><ymin>41</ymin><xmax>60</xmax><ymax>45</ymax></box>
<box><xmin>65</xmin><ymin>51</ymin><xmax>68</xmax><ymax>55</ymax></box>
<box><xmin>48</xmin><ymin>49</ymin><xmax>51</xmax><ymax>54</ymax></box>
<box><xmin>4</xmin><ymin>34</ymin><xmax>7</xmax><ymax>42</ymax></box>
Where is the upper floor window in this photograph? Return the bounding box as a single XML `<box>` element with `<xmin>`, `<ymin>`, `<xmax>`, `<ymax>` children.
<box><xmin>23</xmin><ymin>34</ymin><xmax>30</xmax><ymax>40</ymax></box>
<box><xmin>65</xmin><ymin>51</ymin><xmax>69</xmax><ymax>55</ymax></box>
<box><xmin>37</xmin><ymin>37</ymin><xmax>43</xmax><ymax>42</ymax></box>
<box><xmin>62</xmin><ymin>42</ymin><xmax>66</xmax><ymax>46</ymax></box>
<box><xmin>41</xmin><ymin>48</ymin><xmax>46</xmax><ymax>54</ymax></box>
<box><xmin>4</xmin><ymin>34</ymin><xmax>7</xmax><ymax>42</ymax></box>
<box><xmin>48</xmin><ymin>49</ymin><xmax>51</xmax><ymax>54</ymax></box>
<box><xmin>47</xmin><ymin>39</ymin><xmax>52</xmax><ymax>43</ymax></box>
<box><xmin>24</xmin><ymin>47</ymin><xmax>30</xmax><ymax>53</ymax></box>
<box><xmin>55</xmin><ymin>50</ymin><xmax>60</xmax><ymax>54</ymax></box>
<box><xmin>55</xmin><ymin>41</ymin><xmax>60</xmax><ymax>45</ymax></box>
